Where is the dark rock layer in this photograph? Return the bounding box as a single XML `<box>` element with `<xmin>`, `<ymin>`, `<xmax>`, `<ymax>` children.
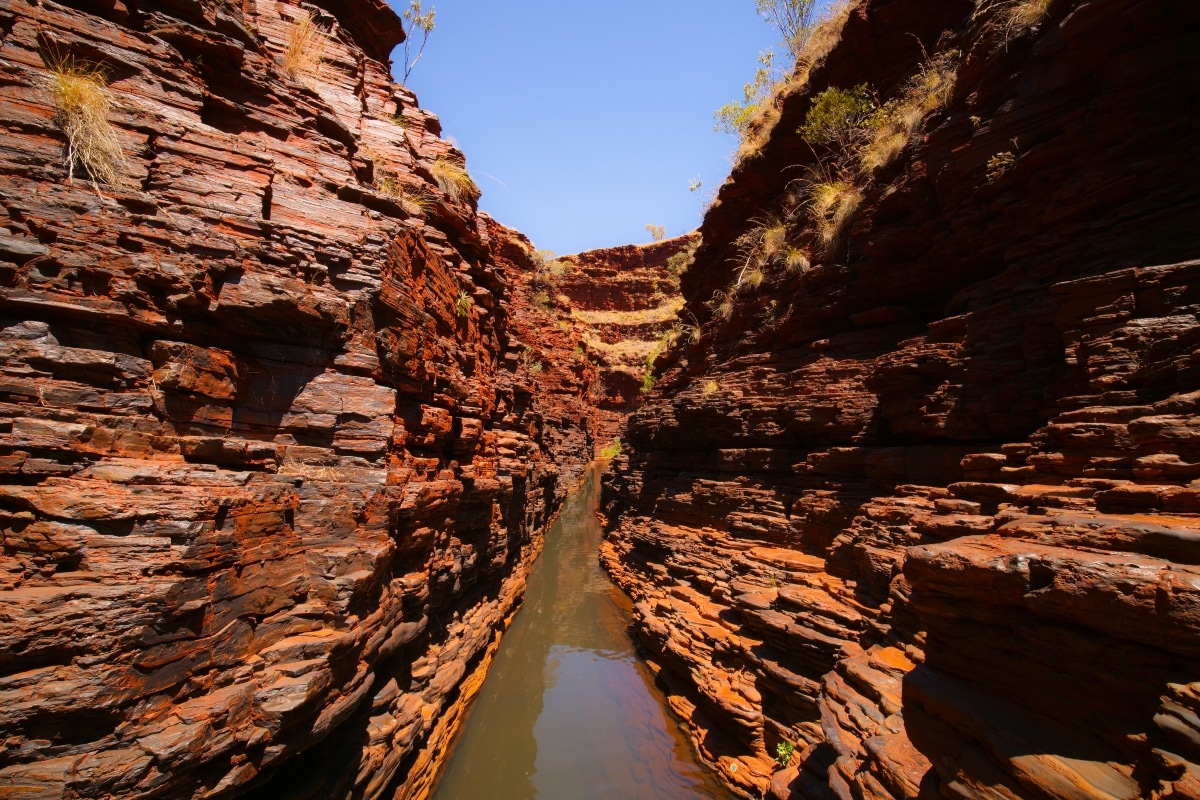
<box><xmin>601</xmin><ymin>0</ymin><xmax>1200</xmax><ymax>797</ymax></box>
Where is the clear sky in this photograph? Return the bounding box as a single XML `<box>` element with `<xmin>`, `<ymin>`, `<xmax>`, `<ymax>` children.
<box><xmin>390</xmin><ymin>1</ymin><xmax>782</xmax><ymax>255</ymax></box>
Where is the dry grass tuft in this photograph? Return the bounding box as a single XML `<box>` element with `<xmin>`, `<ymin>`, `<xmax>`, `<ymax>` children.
<box><xmin>282</xmin><ymin>13</ymin><xmax>328</xmax><ymax>86</ymax></box>
<box><xmin>573</xmin><ymin>297</ymin><xmax>685</xmax><ymax>327</ymax></box>
<box><xmin>784</xmin><ymin>247</ymin><xmax>811</xmax><ymax>273</ymax></box>
<box><xmin>735</xmin><ymin>104</ymin><xmax>783</xmax><ymax>164</ymax></box>
<box><xmin>858</xmin><ymin>123</ymin><xmax>913</xmax><ymax>175</ymax></box>
<box><xmin>794</xmin><ymin>0</ymin><xmax>855</xmax><ymax>82</ymax></box>
<box><xmin>708</xmin><ymin>290</ymin><xmax>735</xmax><ymax>321</ymax></box>
<box><xmin>810</xmin><ymin>180</ymin><xmax>862</xmax><ymax>256</ymax></box>
<box><xmin>726</xmin><ymin>211</ymin><xmax>813</xmax><ymax>293</ymax></box>
<box><xmin>430</xmin><ymin>155</ymin><xmax>479</xmax><ymax>203</ymax></box>
<box><xmin>377</xmin><ymin>169</ymin><xmax>434</xmax><ymax>216</ymax></box>
<box><xmin>1003</xmin><ymin>0</ymin><xmax>1053</xmax><ymax>31</ymax></box>
<box><xmin>278</xmin><ymin>456</ymin><xmax>352</xmax><ymax>482</ymax></box>
<box><xmin>859</xmin><ymin>51</ymin><xmax>958</xmax><ymax>175</ymax></box>
<box><xmin>733</xmin><ymin>214</ymin><xmax>789</xmax><ymax>288</ymax></box>
<box><xmin>399</xmin><ymin>187</ymin><xmax>434</xmax><ymax>216</ymax></box>
<box><xmin>913</xmin><ymin>53</ymin><xmax>958</xmax><ymax>113</ymax></box>
<box><xmin>737</xmin><ymin>265</ymin><xmax>765</xmax><ymax>293</ymax></box>
<box><xmin>986</xmin><ymin>150</ymin><xmax>1016</xmax><ymax>182</ymax></box>
<box><xmin>760</xmin><ymin>219</ymin><xmax>789</xmax><ymax>260</ymax></box>
<box><xmin>48</xmin><ymin>56</ymin><xmax>127</xmax><ymax>189</ymax></box>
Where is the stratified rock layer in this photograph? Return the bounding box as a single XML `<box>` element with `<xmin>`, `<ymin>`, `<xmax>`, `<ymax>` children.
<box><xmin>0</xmin><ymin>2</ymin><xmax>593</xmax><ymax>798</ymax></box>
<box><xmin>601</xmin><ymin>0</ymin><xmax>1200</xmax><ymax>797</ymax></box>
<box><xmin>558</xmin><ymin>235</ymin><xmax>695</xmax><ymax>448</ymax></box>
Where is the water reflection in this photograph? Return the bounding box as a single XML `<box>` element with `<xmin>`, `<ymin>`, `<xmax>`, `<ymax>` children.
<box><xmin>432</xmin><ymin>465</ymin><xmax>731</xmax><ymax>800</ymax></box>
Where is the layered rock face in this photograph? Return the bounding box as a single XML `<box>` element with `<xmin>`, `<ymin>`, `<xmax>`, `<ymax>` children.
<box><xmin>556</xmin><ymin>235</ymin><xmax>696</xmax><ymax>448</ymax></box>
<box><xmin>601</xmin><ymin>0</ymin><xmax>1200</xmax><ymax>798</ymax></box>
<box><xmin>0</xmin><ymin>2</ymin><xmax>593</xmax><ymax>798</ymax></box>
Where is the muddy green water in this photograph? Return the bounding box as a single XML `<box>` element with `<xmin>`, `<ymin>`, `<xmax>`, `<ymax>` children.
<box><xmin>431</xmin><ymin>464</ymin><xmax>733</xmax><ymax>800</ymax></box>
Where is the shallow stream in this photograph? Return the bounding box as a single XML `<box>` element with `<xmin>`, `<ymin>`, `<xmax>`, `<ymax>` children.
<box><xmin>431</xmin><ymin>464</ymin><xmax>732</xmax><ymax>800</ymax></box>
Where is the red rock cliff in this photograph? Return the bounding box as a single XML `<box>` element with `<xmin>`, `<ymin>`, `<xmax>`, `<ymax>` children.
<box><xmin>558</xmin><ymin>235</ymin><xmax>697</xmax><ymax>449</ymax></box>
<box><xmin>0</xmin><ymin>1</ymin><xmax>594</xmax><ymax>798</ymax></box>
<box><xmin>601</xmin><ymin>0</ymin><xmax>1200</xmax><ymax>798</ymax></box>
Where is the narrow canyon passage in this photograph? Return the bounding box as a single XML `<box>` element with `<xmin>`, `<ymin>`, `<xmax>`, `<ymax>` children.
<box><xmin>3</xmin><ymin>1</ymin><xmax>1200</xmax><ymax>799</ymax></box>
<box><xmin>432</xmin><ymin>464</ymin><xmax>732</xmax><ymax>800</ymax></box>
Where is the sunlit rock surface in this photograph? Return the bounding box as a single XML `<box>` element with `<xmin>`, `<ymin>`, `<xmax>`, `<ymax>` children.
<box><xmin>601</xmin><ymin>0</ymin><xmax>1200</xmax><ymax>797</ymax></box>
<box><xmin>0</xmin><ymin>1</ymin><xmax>594</xmax><ymax>797</ymax></box>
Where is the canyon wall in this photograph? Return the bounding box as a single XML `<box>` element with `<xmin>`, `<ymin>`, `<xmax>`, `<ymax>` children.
<box><xmin>601</xmin><ymin>0</ymin><xmax>1200</xmax><ymax>798</ymax></box>
<box><xmin>556</xmin><ymin>235</ymin><xmax>696</xmax><ymax>449</ymax></box>
<box><xmin>0</xmin><ymin>2</ymin><xmax>594</xmax><ymax>798</ymax></box>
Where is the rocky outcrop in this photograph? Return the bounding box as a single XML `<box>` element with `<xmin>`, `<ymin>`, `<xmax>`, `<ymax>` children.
<box><xmin>0</xmin><ymin>2</ymin><xmax>593</xmax><ymax>798</ymax></box>
<box><xmin>601</xmin><ymin>0</ymin><xmax>1200</xmax><ymax>798</ymax></box>
<box><xmin>556</xmin><ymin>235</ymin><xmax>696</xmax><ymax>449</ymax></box>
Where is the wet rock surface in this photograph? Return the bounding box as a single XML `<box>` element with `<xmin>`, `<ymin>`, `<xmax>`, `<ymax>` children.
<box><xmin>0</xmin><ymin>2</ymin><xmax>594</xmax><ymax>798</ymax></box>
<box><xmin>601</xmin><ymin>0</ymin><xmax>1200</xmax><ymax>797</ymax></box>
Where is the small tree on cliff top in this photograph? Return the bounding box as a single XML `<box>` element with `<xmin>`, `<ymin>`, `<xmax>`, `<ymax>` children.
<box><xmin>757</xmin><ymin>0</ymin><xmax>818</xmax><ymax>59</ymax></box>
<box><xmin>401</xmin><ymin>1</ymin><xmax>436</xmax><ymax>84</ymax></box>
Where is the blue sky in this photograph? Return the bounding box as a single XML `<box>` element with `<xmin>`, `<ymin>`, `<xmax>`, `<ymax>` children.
<box><xmin>390</xmin><ymin>1</ymin><xmax>781</xmax><ymax>255</ymax></box>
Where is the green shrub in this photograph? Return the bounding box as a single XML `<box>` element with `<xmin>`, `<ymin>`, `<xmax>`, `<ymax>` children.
<box><xmin>519</xmin><ymin>344</ymin><xmax>543</xmax><ymax>374</ymax></box>
<box><xmin>715</xmin><ymin>50</ymin><xmax>778</xmax><ymax>138</ymax></box>
<box><xmin>599</xmin><ymin>438</ymin><xmax>623</xmax><ymax>459</ymax></box>
<box><xmin>799</xmin><ymin>84</ymin><xmax>876</xmax><ymax>149</ymax></box>
<box><xmin>666</xmin><ymin>242</ymin><xmax>698</xmax><ymax>279</ymax></box>
<box><xmin>775</xmin><ymin>741</ymin><xmax>796</xmax><ymax>769</ymax></box>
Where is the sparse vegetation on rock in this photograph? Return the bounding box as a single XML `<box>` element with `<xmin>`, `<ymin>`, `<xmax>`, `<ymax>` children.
<box><xmin>401</xmin><ymin>1</ymin><xmax>437</xmax><ymax>83</ymax></box>
<box><xmin>46</xmin><ymin>55</ymin><xmax>126</xmax><ymax>189</ymax></box>
<box><xmin>282</xmin><ymin>12</ymin><xmax>328</xmax><ymax>86</ymax></box>
<box><xmin>430</xmin><ymin>154</ymin><xmax>479</xmax><ymax>202</ymax></box>
<box><xmin>454</xmin><ymin>290</ymin><xmax>472</xmax><ymax>318</ymax></box>
<box><xmin>599</xmin><ymin>438</ymin><xmax>623</xmax><ymax>459</ymax></box>
<box><xmin>1002</xmin><ymin>0</ymin><xmax>1053</xmax><ymax>33</ymax></box>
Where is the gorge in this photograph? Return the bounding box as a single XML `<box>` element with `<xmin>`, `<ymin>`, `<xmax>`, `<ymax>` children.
<box><xmin>1</xmin><ymin>1</ymin><xmax>1199</xmax><ymax>799</ymax></box>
